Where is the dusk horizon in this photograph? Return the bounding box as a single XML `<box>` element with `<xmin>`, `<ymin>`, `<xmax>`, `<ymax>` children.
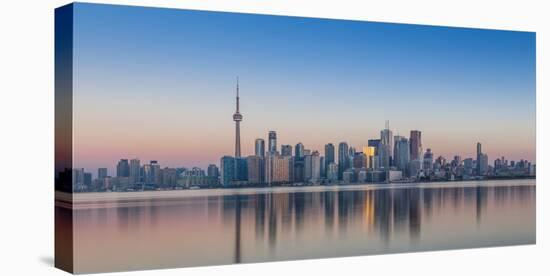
<box><xmin>71</xmin><ymin>3</ymin><xmax>536</xmax><ymax>176</ymax></box>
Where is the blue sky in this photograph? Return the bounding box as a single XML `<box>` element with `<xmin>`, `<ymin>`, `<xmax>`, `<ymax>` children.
<box><xmin>70</xmin><ymin>3</ymin><xmax>536</xmax><ymax>173</ymax></box>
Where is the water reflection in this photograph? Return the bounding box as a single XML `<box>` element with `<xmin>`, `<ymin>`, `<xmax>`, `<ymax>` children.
<box><xmin>62</xmin><ymin>180</ymin><xmax>535</xmax><ymax>273</ymax></box>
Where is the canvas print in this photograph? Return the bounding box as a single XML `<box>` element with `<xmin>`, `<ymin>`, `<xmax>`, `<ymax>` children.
<box><xmin>55</xmin><ymin>2</ymin><xmax>536</xmax><ymax>274</ymax></box>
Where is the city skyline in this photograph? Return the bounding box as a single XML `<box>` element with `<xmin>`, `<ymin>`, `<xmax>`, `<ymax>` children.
<box><xmin>71</xmin><ymin>3</ymin><xmax>536</xmax><ymax>175</ymax></box>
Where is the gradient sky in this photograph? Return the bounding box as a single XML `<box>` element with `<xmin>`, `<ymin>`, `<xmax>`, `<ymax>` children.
<box><xmin>71</xmin><ymin>3</ymin><xmax>536</xmax><ymax>176</ymax></box>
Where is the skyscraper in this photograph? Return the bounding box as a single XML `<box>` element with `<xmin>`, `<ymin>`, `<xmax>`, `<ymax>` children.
<box><xmin>150</xmin><ymin>160</ymin><xmax>161</xmax><ymax>186</ymax></box>
<box><xmin>98</xmin><ymin>168</ymin><xmax>108</xmax><ymax>179</ymax></box>
<box><xmin>295</xmin><ymin>142</ymin><xmax>305</xmax><ymax>159</ymax></box>
<box><xmin>380</xmin><ymin>121</ymin><xmax>393</xmax><ymax>168</ymax></box>
<box><xmin>304</xmin><ymin>151</ymin><xmax>321</xmax><ymax>184</ymax></box>
<box><xmin>325</xmin><ymin>143</ymin><xmax>335</xmax><ymax>169</ymax></box>
<box><xmin>233</xmin><ymin>78</ymin><xmax>243</xmax><ymax>158</ymax></box>
<box><xmin>423</xmin><ymin>149</ymin><xmax>434</xmax><ymax>175</ymax></box>
<box><xmin>476</xmin><ymin>142</ymin><xmax>482</xmax><ymax>175</ymax></box>
<box><xmin>116</xmin><ymin>159</ymin><xmax>129</xmax><ymax>177</ymax></box>
<box><xmin>362</xmin><ymin>146</ymin><xmax>375</xmax><ymax>169</ymax></box>
<box><xmin>394</xmin><ymin>137</ymin><xmax>410</xmax><ymax>175</ymax></box>
<box><xmin>268</xmin><ymin>131</ymin><xmax>277</xmax><ymax>154</ymax></box>
<box><xmin>129</xmin><ymin>158</ymin><xmax>140</xmax><ymax>184</ymax></box>
<box><xmin>247</xmin><ymin>155</ymin><xmax>264</xmax><ymax>184</ymax></box>
<box><xmin>266</xmin><ymin>154</ymin><xmax>292</xmax><ymax>185</ymax></box>
<box><xmin>220</xmin><ymin>156</ymin><xmax>236</xmax><ymax>187</ymax></box>
<box><xmin>338</xmin><ymin>142</ymin><xmax>349</xmax><ymax>180</ymax></box>
<box><xmin>281</xmin><ymin>144</ymin><xmax>293</xmax><ymax>156</ymax></box>
<box><xmin>410</xmin><ymin>130</ymin><xmax>422</xmax><ymax>161</ymax></box>
<box><xmin>207</xmin><ymin>164</ymin><xmax>219</xmax><ymax>179</ymax></box>
<box><xmin>255</xmin><ymin>138</ymin><xmax>265</xmax><ymax>157</ymax></box>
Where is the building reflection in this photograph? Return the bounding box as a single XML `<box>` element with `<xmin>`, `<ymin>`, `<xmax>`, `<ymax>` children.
<box><xmin>219</xmin><ymin>185</ymin><xmax>535</xmax><ymax>261</ymax></box>
<box><xmin>63</xmin><ymin>183</ymin><xmax>534</xmax><ymax>269</ymax></box>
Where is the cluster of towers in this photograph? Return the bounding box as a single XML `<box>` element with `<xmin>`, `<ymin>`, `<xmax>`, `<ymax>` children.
<box><xmin>220</xmin><ymin>80</ymin><xmax>536</xmax><ymax>187</ymax></box>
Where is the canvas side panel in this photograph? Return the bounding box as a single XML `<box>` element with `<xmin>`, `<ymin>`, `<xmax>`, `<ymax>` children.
<box><xmin>54</xmin><ymin>3</ymin><xmax>74</xmax><ymax>274</ymax></box>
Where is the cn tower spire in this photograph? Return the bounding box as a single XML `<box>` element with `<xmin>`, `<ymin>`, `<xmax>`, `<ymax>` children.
<box><xmin>236</xmin><ymin>76</ymin><xmax>240</xmax><ymax>112</ymax></box>
<box><xmin>233</xmin><ymin>76</ymin><xmax>243</xmax><ymax>158</ymax></box>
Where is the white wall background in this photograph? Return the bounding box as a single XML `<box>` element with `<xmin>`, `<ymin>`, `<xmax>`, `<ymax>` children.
<box><xmin>0</xmin><ymin>0</ymin><xmax>548</xmax><ymax>275</ymax></box>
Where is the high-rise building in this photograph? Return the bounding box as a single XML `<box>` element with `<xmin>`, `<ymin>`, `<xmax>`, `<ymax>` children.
<box><xmin>161</xmin><ymin>167</ymin><xmax>177</xmax><ymax>188</ymax></box>
<box><xmin>255</xmin><ymin>138</ymin><xmax>265</xmax><ymax>157</ymax></box>
<box><xmin>479</xmin><ymin>153</ymin><xmax>489</xmax><ymax>176</ymax></box>
<box><xmin>410</xmin><ymin>130</ymin><xmax>422</xmax><ymax>161</ymax></box>
<box><xmin>281</xmin><ymin>144</ymin><xmax>293</xmax><ymax>156</ymax></box>
<box><xmin>98</xmin><ymin>168</ymin><xmax>108</xmax><ymax>179</ymax></box>
<box><xmin>368</xmin><ymin>139</ymin><xmax>381</xmax><ymax>153</ymax></box>
<box><xmin>320</xmin><ymin>156</ymin><xmax>326</xmax><ymax>178</ymax></box>
<box><xmin>353</xmin><ymin>152</ymin><xmax>366</xmax><ymax>169</ymax></box>
<box><xmin>380</xmin><ymin>121</ymin><xmax>393</xmax><ymax>166</ymax></box>
<box><xmin>476</xmin><ymin>142</ymin><xmax>483</xmax><ymax>175</ymax></box>
<box><xmin>377</xmin><ymin>143</ymin><xmax>391</xmax><ymax>170</ymax></box>
<box><xmin>83</xmin><ymin>172</ymin><xmax>92</xmax><ymax>187</ymax></box>
<box><xmin>325</xmin><ymin>143</ymin><xmax>335</xmax><ymax>169</ymax></box>
<box><xmin>247</xmin><ymin>155</ymin><xmax>264</xmax><ymax>184</ymax></box>
<box><xmin>293</xmin><ymin>157</ymin><xmax>305</xmax><ymax>183</ymax></box>
<box><xmin>207</xmin><ymin>164</ymin><xmax>219</xmax><ymax>178</ymax></box>
<box><xmin>394</xmin><ymin>137</ymin><xmax>410</xmax><ymax>175</ymax></box>
<box><xmin>423</xmin><ymin>149</ymin><xmax>434</xmax><ymax>175</ymax></box>
<box><xmin>116</xmin><ymin>159</ymin><xmax>129</xmax><ymax>177</ymax></box>
<box><xmin>233</xmin><ymin>78</ymin><xmax>243</xmax><ymax>158</ymax></box>
<box><xmin>363</xmin><ymin>146</ymin><xmax>376</xmax><ymax>169</ymax></box>
<box><xmin>463</xmin><ymin>158</ymin><xmax>474</xmax><ymax>176</ymax></box>
<box><xmin>129</xmin><ymin>158</ymin><xmax>140</xmax><ymax>184</ymax></box>
<box><xmin>143</xmin><ymin>164</ymin><xmax>152</xmax><ymax>184</ymax></box>
<box><xmin>338</xmin><ymin>142</ymin><xmax>350</xmax><ymax>180</ymax></box>
<box><xmin>266</xmin><ymin>154</ymin><xmax>292</xmax><ymax>185</ymax></box>
<box><xmin>268</xmin><ymin>131</ymin><xmax>277</xmax><ymax>154</ymax></box>
<box><xmin>294</xmin><ymin>142</ymin><xmax>305</xmax><ymax>159</ymax></box>
<box><xmin>150</xmin><ymin>160</ymin><xmax>161</xmax><ymax>186</ymax></box>
<box><xmin>327</xmin><ymin>162</ymin><xmax>338</xmax><ymax>182</ymax></box>
<box><xmin>304</xmin><ymin>151</ymin><xmax>321</xmax><ymax>184</ymax></box>
<box><xmin>235</xmin><ymin>157</ymin><xmax>248</xmax><ymax>182</ymax></box>
<box><xmin>220</xmin><ymin>156</ymin><xmax>236</xmax><ymax>186</ymax></box>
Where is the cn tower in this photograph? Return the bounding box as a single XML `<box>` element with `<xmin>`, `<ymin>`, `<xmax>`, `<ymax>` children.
<box><xmin>233</xmin><ymin>77</ymin><xmax>243</xmax><ymax>158</ymax></box>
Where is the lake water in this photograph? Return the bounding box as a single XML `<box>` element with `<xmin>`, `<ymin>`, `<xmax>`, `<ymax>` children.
<box><xmin>56</xmin><ymin>179</ymin><xmax>536</xmax><ymax>273</ymax></box>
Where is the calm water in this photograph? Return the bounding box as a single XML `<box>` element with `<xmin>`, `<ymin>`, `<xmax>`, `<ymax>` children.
<box><xmin>57</xmin><ymin>179</ymin><xmax>535</xmax><ymax>273</ymax></box>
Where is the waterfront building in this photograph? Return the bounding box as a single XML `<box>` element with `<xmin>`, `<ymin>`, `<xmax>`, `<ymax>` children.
<box><xmin>353</xmin><ymin>152</ymin><xmax>366</xmax><ymax>169</ymax></box>
<box><xmin>150</xmin><ymin>161</ymin><xmax>161</xmax><ymax>186</ymax></box>
<box><xmin>394</xmin><ymin>137</ymin><xmax>410</xmax><ymax>175</ymax></box>
<box><xmin>304</xmin><ymin>151</ymin><xmax>321</xmax><ymax>184</ymax></box>
<box><xmin>423</xmin><ymin>149</ymin><xmax>434</xmax><ymax>176</ymax></box>
<box><xmin>235</xmin><ymin>157</ymin><xmax>248</xmax><ymax>182</ymax></box>
<box><xmin>116</xmin><ymin>159</ymin><xmax>130</xmax><ymax>177</ymax></box>
<box><xmin>357</xmin><ymin>168</ymin><xmax>367</xmax><ymax>183</ymax></box>
<box><xmin>266</xmin><ymin>154</ymin><xmax>292</xmax><ymax>185</ymax></box>
<box><xmin>325</xmin><ymin>143</ymin><xmax>335</xmax><ymax>169</ymax></box>
<box><xmin>409</xmin><ymin>130</ymin><xmax>422</xmax><ymax>161</ymax></box>
<box><xmin>98</xmin><ymin>168</ymin><xmax>108</xmax><ymax>179</ymax></box>
<box><xmin>380</xmin><ymin>121</ymin><xmax>393</xmax><ymax>165</ymax></box>
<box><xmin>281</xmin><ymin>144</ymin><xmax>293</xmax><ymax>156</ymax></box>
<box><xmin>247</xmin><ymin>155</ymin><xmax>264</xmax><ymax>184</ymax></box>
<box><xmin>220</xmin><ymin>156</ymin><xmax>236</xmax><ymax>187</ymax></box>
<box><xmin>161</xmin><ymin>167</ymin><xmax>177</xmax><ymax>188</ymax></box>
<box><xmin>327</xmin><ymin>162</ymin><xmax>338</xmax><ymax>182</ymax></box>
<box><xmin>338</xmin><ymin>142</ymin><xmax>350</xmax><ymax>180</ymax></box>
<box><xmin>295</xmin><ymin>142</ymin><xmax>305</xmax><ymax>159</ymax></box>
<box><xmin>363</xmin><ymin>146</ymin><xmax>376</xmax><ymax>169</ymax></box>
<box><xmin>342</xmin><ymin>169</ymin><xmax>355</xmax><ymax>183</ymax></box>
<box><xmin>255</xmin><ymin>138</ymin><xmax>265</xmax><ymax>157</ymax></box>
<box><xmin>268</xmin><ymin>131</ymin><xmax>277</xmax><ymax>154</ymax></box>
<box><xmin>207</xmin><ymin>164</ymin><xmax>220</xmax><ymax>179</ymax></box>
<box><xmin>129</xmin><ymin>158</ymin><xmax>140</xmax><ymax>184</ymax></box>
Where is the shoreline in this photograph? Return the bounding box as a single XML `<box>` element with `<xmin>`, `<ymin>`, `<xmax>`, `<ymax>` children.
<box><xmin>56</xmin><ymin>178</ymin><xmax>535</xmax><ymax>205</ymax></box>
